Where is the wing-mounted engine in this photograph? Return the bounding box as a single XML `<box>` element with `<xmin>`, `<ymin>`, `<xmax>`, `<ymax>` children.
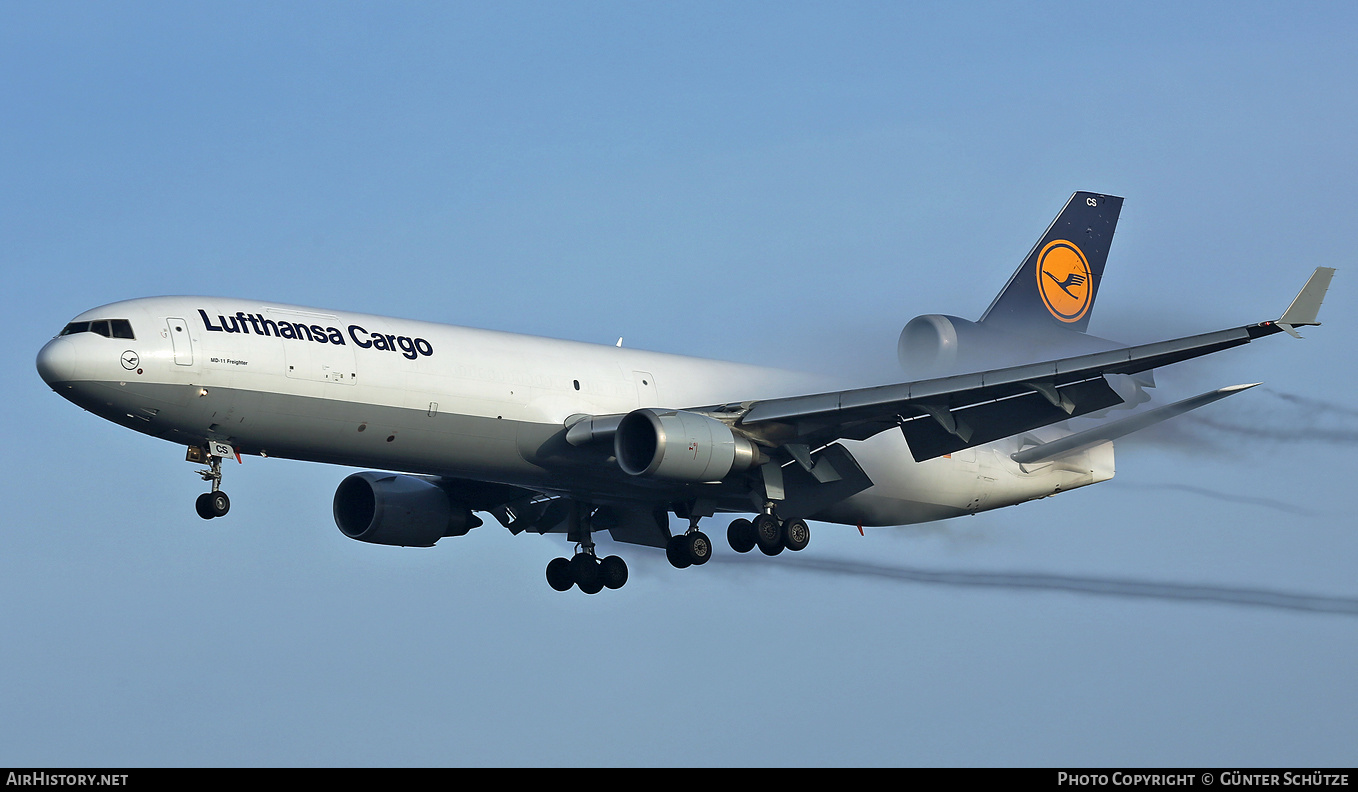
<box><xmin>333</xmin><ymin>471</ymin><xmax>482</xmax><ymax>547</ymax></box>
<box><xmin>614</xmin><ymin>408</ymin><xmax>764</xmax><ymax>482</ymax></box>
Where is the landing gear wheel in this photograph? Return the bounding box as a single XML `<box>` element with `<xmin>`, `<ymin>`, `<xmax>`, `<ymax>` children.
<box><xmin>666</xmin><ymin>535</ymin><xmax>693</xmax><ymax>569</ymax></box>
<box><xmin>685</xmin><ymin>531</ymin><xmax>713</xmax><ymax>565</ymax></box>
<box><xmin>753</xmin><ymin>514</ymin><xmax>784</xmax><ymax>556</ymax></box>
<box><xmin>600</xmin><ymin>556</ymin><xmax>629</xmax><ymax>590</ymax></box>
<box><xmin>728</xmin><ymin>519</ymin><xmax>756</xmax><ymax>553</ymax></box>
<box><xmin>207</xmin><ymin>491</ymin><xmax>230</xmax><ymax>518</ymax></box>
<box><xmin>570</xmin><ymin>553</ymin><xmax>603</xmax><ymax>594</ymax></box>
<box><xmin>546</xmin><ymin>557</ymin><xmax>573</xmax><ymax>591</ymax></box>
<box><xmin>195</xmin><ymin>492</ymin><xmax>215</xmax><ymax>520</ymax></box>
<box><xmin>195</xmin><ymin>491</ymin><xmax>230</xmax><ymax>520</ymax></box>
<box><xmin>782</xmin><ymin>518</ymin><xmax>810</xmax><ymax>552</ymax></box>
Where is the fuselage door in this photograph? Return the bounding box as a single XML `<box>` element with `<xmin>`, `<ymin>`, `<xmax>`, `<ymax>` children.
<box><xmin>166</xmin><ymin>317</ymin><xmax>194</xmax><ymax>366</ymax></box>
<box><xmin>270</xmin><ymin>309</ymin><xmax>356</xmax><ymax>385</ymax></box>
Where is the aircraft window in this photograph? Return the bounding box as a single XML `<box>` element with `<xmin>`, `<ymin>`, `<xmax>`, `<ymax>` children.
<box><xmin>58</xmin><ymin>319</ymin><xmax>136</xmax><ymax>339</ymax></box>
<box><xmin>110</xmin><ymin>319</ymin><xmax>135</xmax><ymax>339</ymax></box>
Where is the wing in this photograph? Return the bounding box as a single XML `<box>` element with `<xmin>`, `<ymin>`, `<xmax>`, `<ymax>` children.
<box><xmin>733</xmin><ymin>267</ymin><xmax>1333</xmax><ymax>461</ymax></box>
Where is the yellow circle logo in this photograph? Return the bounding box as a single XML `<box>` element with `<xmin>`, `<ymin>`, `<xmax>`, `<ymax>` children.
<box><xmin>1036</xmin><ymin>240</ymin><xmax>1092</xmax><ymax>323</ymax></box>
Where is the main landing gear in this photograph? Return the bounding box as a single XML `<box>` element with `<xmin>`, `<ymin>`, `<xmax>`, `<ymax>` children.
<box><xmin>726</xmin><ymin>513</ymin><xmax>810</xmax><ymax>556</ymax></box>
<box><xmin>542</xmin><ymin>503</ymin><xmax>810</xmax><ymax>592</ymax></box>
<box><xmin>546</xmin><ymin>549</ymin><xmax>628</xmax><ymax>594</ymax></box>
<box><xmin>667</xmin><ymin>509</ymin><xmax>810</xmax><ymax>568</ymax></box>
<box><xmin>545</xmin><ymin>505</ymin><xmax>628</xmax><ymax>594</ymax></box>
<box><xmin>189</xmin><ymin>447</ymin><xmax>231</xmax><ymax>520</ymax></box>
<box><xmin>666</xmin><ymin>515</ymin><xmax>714</xmax><ymax>569</ymax></box>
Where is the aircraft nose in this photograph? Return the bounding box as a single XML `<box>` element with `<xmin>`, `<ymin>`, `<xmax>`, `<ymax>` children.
<box><xmin>36</xmin><ymin>337</ymin><xmax>77</xmax><ymax>385</ymax></box>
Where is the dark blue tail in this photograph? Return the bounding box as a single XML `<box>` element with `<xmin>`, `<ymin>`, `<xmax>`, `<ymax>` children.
<box><xmin>979</xmin><ymin>191</ymin><xmax>1123</xmax><ymax>334</ymax></box>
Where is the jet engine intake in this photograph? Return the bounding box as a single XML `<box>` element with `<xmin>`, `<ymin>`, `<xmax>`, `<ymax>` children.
<box><xmin>333</xmin><ymin>471</ymin><xmax>481</xmax><ymax>547</ymax></box>
<box><xmin>615</xmin><ymin>409</ymin><xmax>761</xmax><ymax>482</ymax></box>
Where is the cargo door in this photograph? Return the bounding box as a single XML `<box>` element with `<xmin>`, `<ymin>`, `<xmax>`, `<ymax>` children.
<box><xmin>270</xmin><ymin>309</ymin><xmax>356</xmax><ymax>385</ymax></box>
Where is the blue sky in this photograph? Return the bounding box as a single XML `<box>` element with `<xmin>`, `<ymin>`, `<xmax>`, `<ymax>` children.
<box><xmin>3</xmin><ymin>1</ymin><xmax>1356</xmax><ymax>766</ymax></box>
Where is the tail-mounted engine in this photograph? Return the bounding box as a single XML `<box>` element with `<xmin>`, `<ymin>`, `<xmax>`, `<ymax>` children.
<box><xmin>898</xmin><ymin>314</ymin><xmax>1014</xmax><ymax>376</ymax></box>
<box><xmin>332</xmin><ymin>471</ymin><xmax>482</xmax><ymax>547</ymax></box>
<box><xmin>614</xmin><ymin>408</ymin><xmax>762</xmax><ymax>483</ymax></box>
<box><xmin>900</xmin><ymin>313</ymin><xmax>1136</xmax><ymax>377</ymax></box>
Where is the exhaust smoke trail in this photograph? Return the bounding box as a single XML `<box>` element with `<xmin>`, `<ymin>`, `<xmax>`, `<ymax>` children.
<box><xmin>1185</xmin><ymin>415</ymin><xmax>1358</xmax><ymax>446</ymax></box>
<box><xmin>1123</xmin><ymin>386</ymin><xmax>1358</xmax><ymax>453</ymax></box>
<box><xmin>711</xmin><ymin>555</ymin><xmax>1358</xmax><ymax>616</ymax></box>
<box><xmin>1264</xmin><ymin>388</ymin><xmax>1358</xmax><ymax>419</ymax></box>
<box><xmin>1114</xmin><ymin>482</ymin><xmax>1321</xmax><ymax>517</ymax></box>
<box><xmin>1194</xmin><ymin>387</ymin><xmax>1358</xmax><ymax>445</ymax></box>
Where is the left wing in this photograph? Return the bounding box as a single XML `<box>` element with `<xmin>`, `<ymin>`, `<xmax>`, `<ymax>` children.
<box><xmin>732</xmin><ymin>267</ymin><xmax>1333</xmax><ymax>461</ymax></box>
<box><xmin>1009</xmin><ymin>383</ymin><xmax>1259</xmax><ymax>465</ymax></box>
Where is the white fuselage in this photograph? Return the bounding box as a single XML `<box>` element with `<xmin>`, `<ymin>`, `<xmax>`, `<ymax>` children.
<box><xmin>36</xmin><ymin>296</ymin><xmax>1114</xmax><ymax>528</ymax></box>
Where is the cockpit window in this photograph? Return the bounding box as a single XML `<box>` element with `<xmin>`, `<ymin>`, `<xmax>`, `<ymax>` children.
<box><xmin>60</xmin><ymin>319</ymin><xmax>136</xmax><ymax>340</ymax></box>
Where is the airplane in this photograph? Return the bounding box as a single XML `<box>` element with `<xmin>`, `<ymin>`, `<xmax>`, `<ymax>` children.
<box><xmin>35</xmin><ymin>191</ymin><xmax>1335</xmax><ymax>594</ymax></box>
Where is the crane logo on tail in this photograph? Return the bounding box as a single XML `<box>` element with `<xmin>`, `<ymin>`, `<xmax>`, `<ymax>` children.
<box><xmin>1036</xmin><ymin>240</ymin><xmax>1093</xmax><ymax>323</ymax></box>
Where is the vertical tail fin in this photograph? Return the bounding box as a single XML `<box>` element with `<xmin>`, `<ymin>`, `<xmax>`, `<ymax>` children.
<box><xmin>979</xmin><ymin>191</ymin><xmax>1123</xmax><ymax>334</ymax></box>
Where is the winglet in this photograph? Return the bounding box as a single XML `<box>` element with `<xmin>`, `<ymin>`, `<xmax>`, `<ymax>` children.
<box><xmin>1277</xmin><ymin>267</ymin><xmax>1336</xmax><ymax>337</ymax></box>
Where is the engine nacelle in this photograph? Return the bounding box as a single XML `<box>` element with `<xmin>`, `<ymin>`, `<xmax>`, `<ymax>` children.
<box><xmin>897</xmin><ymin>314</ymin><xmax>1008</xmax><ymax>376</ymax></box>
<box><xmin>614</xmin><ymin>408</ymin><xmax>761</xmax><ymax>482</ymax></box>
<box><xmin>900</xmin><ymin>314</ymin><xmax>1131</xmax><ymax>376</ymax></box>
<box><xmin>332</xmin><ymin>471</ymin><xmax>481</xmax><ymax>547</ymax></box>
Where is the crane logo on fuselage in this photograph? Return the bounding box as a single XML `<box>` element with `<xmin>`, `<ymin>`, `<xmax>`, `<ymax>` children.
<box><xmin>1035</xmin><ymin>240</ymin><xmax>1093</xmax><ymax>323</ymax></box>
<box><xmin>197</xmin><ymin>310</ymin><xmax>434</xmax><ymax>359</ymax></box>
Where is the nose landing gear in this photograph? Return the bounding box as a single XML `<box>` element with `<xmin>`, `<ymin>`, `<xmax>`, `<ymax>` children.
<box><xmin>188</xmin><ymin>445</ymin><xmax>232</xmax><ymax>520</ymax></box>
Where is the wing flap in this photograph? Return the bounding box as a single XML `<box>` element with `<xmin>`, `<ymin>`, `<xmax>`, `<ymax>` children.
<box><xmin>773</xmin><ymin>443</ymin><xmax>876</xmax><ymax>520</ymax></box>
<box><xmin>900</xmin><ymin>376</ymin><xmax>1125</xmax><ymax>461</ymax></box>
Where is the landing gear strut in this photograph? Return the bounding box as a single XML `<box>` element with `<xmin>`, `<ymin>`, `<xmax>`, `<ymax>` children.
<box><xmin>191</xmin><ymin>451</ymin><xmax>231</xmax><ymax>520</ymax></box>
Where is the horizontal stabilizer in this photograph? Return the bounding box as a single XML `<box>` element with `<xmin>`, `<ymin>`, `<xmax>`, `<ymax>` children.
<box><xmin>1010</xmin><ymin>383</ymin><xmax>1260</xmax><ymax>465</ymax></box>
